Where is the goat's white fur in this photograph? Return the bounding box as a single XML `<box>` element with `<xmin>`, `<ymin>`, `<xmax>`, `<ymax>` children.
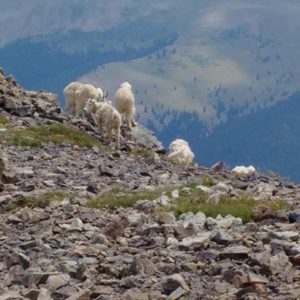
<box><xmin>232</xmin><ymin>165</ymin><xmax>256</xmax><ymax>176</ymax></box>
<box><xmin>114</xmin><ymin>82</ymin><xmax>136</xmax><ymax>130</ymax></box>
<box><xmin>84</xmin><ymin>99</ymin><xmax>122</xmax><ymax>150</ymax></box>
<box><xmin>64</xmin><ymin>82</ymin><xmax>106</xmax><ymax>117</ymax></box>
<box><xmin>168</xmin><ymin>139</ymin><xmax>194</xmax><ymax>165</ymax></box>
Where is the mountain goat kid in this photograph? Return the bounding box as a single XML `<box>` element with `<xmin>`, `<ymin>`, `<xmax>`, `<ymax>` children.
<box><xmin>168</xmin><ymin>139</ymin><xmax>195</xmax><ymax>165</ymax></box>
<box><xmin>64</xmin><ymin>82</ymin><xmax>107</xmax><ymax>117</ymax></box>
<box><xmin>84</xmin><ymin>99</ymin><xmax>122</xmax><ymax>150</ymax></box>
<box><xmin>114</xmin><ymin>82</ymin><xmax>136</xmax><ymax>130</ymax></box>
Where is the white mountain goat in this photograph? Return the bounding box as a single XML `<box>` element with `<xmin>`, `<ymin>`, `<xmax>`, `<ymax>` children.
<box><xmin>232</xmin><ymin>165</ymin><xmax>256</xmax><ymax>176</ymax></box>
<box><xmin>168</xmin><ymin>139</ymin><xmax>195</xmax><ymax>165</ymax></box>
<box><xmin>114</xmin><ymin>82</ymin><xmax>136</xmax><ymax>130</ymax></box>
<box><xmin>83</xmin><ymin>99</ymin><xmax>122</xmax><ymax>150</ymax></box>
<box><xmin>64</xmin><ymin>82</ymin><xmax>83</xmax><ymax>116</ymax></box>
<box><xmin>64</xmin><ymin>82</ymin><xmax>108</xmax><ymax>117</ymax></box>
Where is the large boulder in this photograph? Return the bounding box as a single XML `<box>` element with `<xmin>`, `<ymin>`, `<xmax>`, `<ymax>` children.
<box><xmin>121</xmin><ymin>122</ymin><xmax>163</xmax><ymax>150</ymax></box>
<box><xmin>0</xmin><ymin>152</ymin><xmax>18</xmax><ymax>184</ymax></box>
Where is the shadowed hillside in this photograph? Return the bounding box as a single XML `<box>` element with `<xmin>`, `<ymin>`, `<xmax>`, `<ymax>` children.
<box><xmin>157</xmin><ymin>91</ymin><xmax>300</xmax><ymax>182</ymax></box>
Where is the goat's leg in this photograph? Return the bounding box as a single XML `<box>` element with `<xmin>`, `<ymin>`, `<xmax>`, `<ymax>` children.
<box><xmin>97</xmin><ymin>119</ymin><xmax>104</xmax><ymax>140</ymax></box>
<box><xmin>115</xmin><ymin>128</ymin><xmax>120</xmax><ymax>150</ymax></box>
<box><xmin>107</xmin><ymin>129</ymin><xmax>112</xmax><ymax>145</ymax></box>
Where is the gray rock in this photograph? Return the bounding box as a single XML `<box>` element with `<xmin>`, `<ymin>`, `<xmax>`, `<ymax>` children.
<box><xmin>262</xmin><ymin>252</ymin><xmax>292</xmax><ymax>275</ymax></box>
<box><xmin>205</xmin><ymin>217</ymin><xmax>219</xmax><ymax>230</ymax></box>
<box><xmin>127</xmin><ymin>212</ymin><xmax>147</xmax><ymax>227</ymax></box>
<box><xmin>210</xmin><ymin>161</ymin><xmax>223</xmax><ymax>171</ymax></box>
<box><xmin>18</xmin><ymin>181</ymin><xmax>35</xmax><ymax>192</ymax></box>
<box><xmin>215</xmin><ymin>214</ymin><xmax>243</xmax><ymax>229</ymax></box>
<box><xmin>214</xmin><ymin>182</ymin><xmax>231</xmax><ymax>193</ymax></box>
<box><xmin>179</xmin><ymin>234</ymin><xmax>210</xmax><ymax>250</ymax></box>
<box><xmin>69</xmin><ymin>218</ymin><xmax>84</xmax><ymax>232</ymax></box>
<box><xmin>22</xmin><ymin>272</ymin><xmax>57</xmax><ymax>287</ymax></box>
<box><xmin>93</xmin><ymin>233</ymin><xmax>109</xmax><ymax>245</ymax></box>
<box><xmin>52</xmin><ymin>286</ymin><xmax>78</xmax><ymax>299</ymax></box>
<box><xmin>212</xmin><ymin>229</ymin><xmax>233</xmax><ymax>245</ymax></box>
<box><xmin>123</xmin><ymin>122</ymin><xmax>163</xmax><ymax>149</ymax></box>
<box><xmin>166</xmin><ymin>237</ymin><xmax>179</xmax><ymax>246</ymax></box>
<box><xmin>268</xmin><ymin>230</ymin><xmax>299</xmax><ymax>241</ymax></box>
<box><xmin>231</xmin><ymin>181</ymin><xmax>249</xmax><ymax>190</ymax></box>
<box><xmin>162</xmin><ymin>274</ymin><xmax>190</xmax><ymax>295</ymax></box>
<box><xmin>289</xmin><ymin>211</ymin><xmax>300</xmax><ymax>223</ymax></box>
<box><xmin>156</xmin><ymin>212</ymin><xmax>176</xmax><ymax>224</ymax></box>
<box><xmin>218</xmin><ymin>246</ymin><xmax>250</xmax><ymax>260</ymax></box>
<box><xmin>64</xmin><ymin>290</ymin><xmax>91</xmax><ymax>300</ymax></box>
<box><xmin>6</xmin><ymin>214</ymin><xmax>23</xmax><ymax>224</ymax></box>
<box><xmin>46</xmin><ymin>274</ymin><xmax>70</xmax><ymax>292</ymax></box>
<box><xmin>166</xmin><ymin>287</ymin><xmax>187</xmax><ymax>300</ymax></box>
<box><xmin>255</xmin><ymin>182</ymin><xmax>274</xmax><ymax>200</ymax></box>
<box><xmin>37</xmin><ymin>288</ymin><xmax>51</xmax><ymax>300</ymax></box>
<box><xmin>181</xmin><ymin>211</ymin><xmax>206</xmax><ymax>232</ymax></box>
<box><xmin>22</xmin><ymin>289</ymin><xmax>40</xmax><ymax>300</ymax></box>
<box><xmin>128</xmin><ymin>258</ymin><xmax>158</xmax><ymax>276</ymax></box>
<box><xmin>6</xmin><ymin>252</ymin><xmax>30</xmax><ymax>270</ymax></box>
<box><xmin>90</xmin><ymin>285</ymin><xmax>114</xmax><ymax>297</ymax></box>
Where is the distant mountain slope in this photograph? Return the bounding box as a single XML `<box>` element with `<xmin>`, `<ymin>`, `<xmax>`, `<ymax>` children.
<box><xmin>81</xmin><ymin>0</ymin><xmax>300</xmax><ymax>129</ymax></box>
<box><xmin>1</xmin><ymin>0</ymin><xmax>300</xmax><ymax>181</ymax></box>
<box><xmin>0</xmin><ymin>0</ymin><xmax>177</xmax><ymax>46</ymax></box>
<box><xmin>1</xmin><ymin>0</ymin><xmax>300</xmax><ymax>129</ymax></box>
<box><xmin>156</xmin><ymin>91</ymin><xmax>300</xmax><ymax>182</ymax></box>
<box><xmin>0</xmin><ymin>11</ymin><xmax>178</xmax><ymax>101</ymax></box>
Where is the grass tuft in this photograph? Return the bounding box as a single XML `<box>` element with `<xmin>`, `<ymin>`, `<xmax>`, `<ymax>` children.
<box><xmin>4</xmin><ymin>191</ymin><xmax>67</xmax><ymax>211</ymax></box>
<box><xmin>130</xmin><ymin>148</ymin><xmax>152</xmax><ymax>158</ymax></box>
<box><xmin>201</xmin><ymin>176</ymin><xmax>215</xmax><ymax>187</ymax></box>
<box><xmin>158</xmin><ymin>183</ymin><xmax>291</xmax><ymax>223</ymax></box>
<box><xmin>0</xmin><ymin>123</ymin><xmax>105</xmax><ymax>149</ymax></box>
<box><xmin>0</xmin><ymin>116</ymin><xmax>9</xmax><ymax>126</ymax></box>
<box><xmin>87</xmin><ymin>186</ymin><xmax>168</xmax><ymax>209</ymax></box>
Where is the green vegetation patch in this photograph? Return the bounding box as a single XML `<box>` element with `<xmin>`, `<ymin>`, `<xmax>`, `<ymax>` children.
<box><xmin>0</xmin><ymin>116</ymin><xmax>9</xmax><ymax>126</ymax></box>
<box><xmin>0</xmin><ymin>123</ymin><xmax>105</xmax><ymax>149</ymax></box>
<box><xmin>160</xmin><ymin>183</ymin><xmax>291</xmax><ymax>223</ymax></box>
<box><xmin>4</xmin><ymin>191</ymin><xmax>67</xmax><ymax>211</ymax></box>
<box><xmin>200</xmin><ymin>176</ymin><xmax>215</xmax><ymax>187</ymax></box>
<box><xmin>130</xmin><ymin>149</ymin><xmax>152</xmax><ymax>158</ymax></box>
<box><xmin>87</xmin><ymin>186</ymin><xmax>170</xmax><ymax>209</ymax></box>
<box><xmin>89</xmin><ymin>178</ymin><xmax>291</xmax><ymax>223</ymax></box>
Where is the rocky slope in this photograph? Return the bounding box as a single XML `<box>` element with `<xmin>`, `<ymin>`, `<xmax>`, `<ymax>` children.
<box><xmin>1</xmin><ymin>68</ymin><xmax>300</xmax><ymax>299</ymax></box>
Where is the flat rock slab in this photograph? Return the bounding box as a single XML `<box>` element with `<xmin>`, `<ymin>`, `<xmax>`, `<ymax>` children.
<box><xmin>218</xmin><ymin>246</ymin><xmax>250</xmax><ymax>260</ymax></box>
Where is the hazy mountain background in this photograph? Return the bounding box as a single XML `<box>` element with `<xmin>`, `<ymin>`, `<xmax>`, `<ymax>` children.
<box><xmin>1</xmin><ymin>0</ymin><xmax>300</xmax><ymax>180</ymax></box>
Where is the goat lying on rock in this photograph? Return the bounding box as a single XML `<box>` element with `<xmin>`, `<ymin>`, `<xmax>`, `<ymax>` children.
<box><xmin>168</xmin><ymin>139</ymin><xmax>194</xmax><ymax>165</ymax></box>
<box><xmin>232</xmin><ymin>165</ymin><xmax>256</xmax><ymax>176</ymax></box>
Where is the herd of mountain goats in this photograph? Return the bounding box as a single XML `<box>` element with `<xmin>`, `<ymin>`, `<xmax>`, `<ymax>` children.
<box><xmin>63</xmin><ymin>81</ymin><xmax>195</xmax><ymax>164</ymax></box>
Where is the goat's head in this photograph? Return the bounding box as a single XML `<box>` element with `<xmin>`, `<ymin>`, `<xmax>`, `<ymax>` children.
<box><xmin>83</xmin><ymin>98</ymin><xmax>97</xmax><ymax>113</ymax></box>
<box><xmin>101</xmin><ymin>90</ymin><xmax>108</xmax><ymax>101</ymax></box>
<box><xmin>95</xmin><ymin>88</ymin><xmax>103</xmax><ymax>100</ymax></box>
<box><xmin>120</xmin><ymin>82</ymin><xmax>132</xmax><ymax>89</ymax></box>
<box><xmin>169</xmin><ymin>139</ymin><xmax>189</xmax><ymax>152</ymax></box>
